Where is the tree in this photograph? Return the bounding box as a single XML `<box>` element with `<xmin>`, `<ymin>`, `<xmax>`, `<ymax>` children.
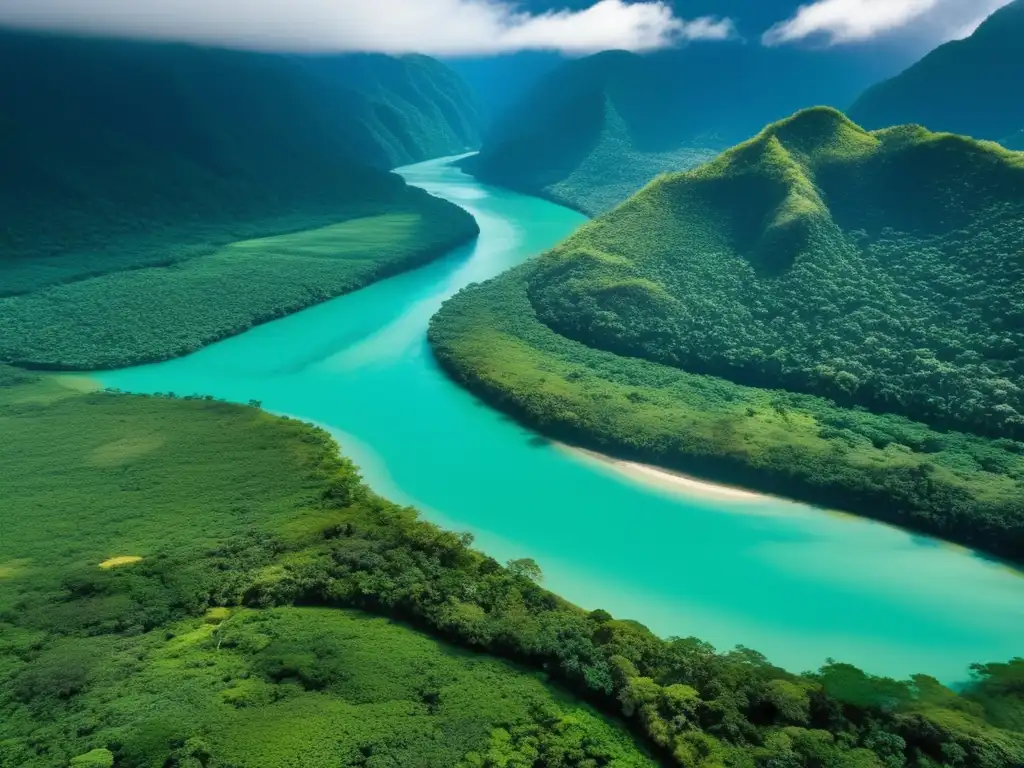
<box><xmin>506</xmin><ymin>558</ymin><xmax>543</xmax><ymax>583</ymax></box>
<box><xmin>70</xmin><ymin>749</ymin><xmax>114</xmax><ymax>768</ymax></box>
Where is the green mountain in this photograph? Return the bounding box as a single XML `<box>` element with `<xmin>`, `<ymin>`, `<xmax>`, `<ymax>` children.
<box><xmin>0</xmin><ymin>30</ymin><xmax>482</xmax><ymax>368</ymax></box>
<box><xmin>461</xmin><ymin>50</ymin><xmax>718</xmax><ymax>215</ymax></box>
<box><xmin>431</xmin><ymin>107</ymin><xmax>1024</xmax><ymax>559</ymax></box>
<box><xmin>848</xmin><ymin>0</ymin><xmax>1024</xmax><ymax>142</ymax></box>
<box><xmin>4</xmin><ymin>367</ymin><xmax>1024</xmax><ymax>767</ymax></box>
<box><xmin>463</xmin><ymin>39</ymin><xmax>908</xmax><ymax>216</ymax></box>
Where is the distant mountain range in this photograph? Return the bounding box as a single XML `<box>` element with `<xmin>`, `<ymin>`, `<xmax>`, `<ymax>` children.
<box><xmin>0</xmin><ymin>29</ymin><xmax>481</xmax><ymax>290</ymax></box>
<box><xmin>460</xmin><ymin>50</ymin><xmax>717</xmax><ymax>215</ymax></box>
<box><xmin>462</xmin><ymin>38</ymin><xmax>899</xmax><ymax>214</ymax></box>
<box><xmin>849</xmin><ymin>0</ymin><xmax>1024</xmax><ymax>144</ymax></box>
<box><xmin>462</xmin><ymin>1</ymin><xmax>1022</xmax><ymax>215</ymax></box>
<box><xmin>447</xmin><ymin>0</ymin><xmax>932</xmax><ymax>128</ymax></box>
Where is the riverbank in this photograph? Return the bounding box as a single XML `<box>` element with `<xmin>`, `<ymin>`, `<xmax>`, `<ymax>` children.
<box><xmin>1</xmin><ymin>192</ymin><xmax>477</xmax><ymax>370</ymax></box>
<box><xmin>428</xmin><ymin>263</ymin><xmax>1024</xmax><ymax>563</ymax></box>
<box><xmin>98</xmin><ymin>154</ymin><xmax>1024</xmax><ymax>683</ymax></box>
<box><xmin>560</xmin><ymin>444</ymin><xmax>770</xmax><ymax>504</ymax></box>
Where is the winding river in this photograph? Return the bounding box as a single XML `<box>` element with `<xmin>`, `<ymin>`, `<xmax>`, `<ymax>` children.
<box><xmin>100</xmin><ymin>156</ymin><xmax>1024</xmax><ymax>682</ymax></box>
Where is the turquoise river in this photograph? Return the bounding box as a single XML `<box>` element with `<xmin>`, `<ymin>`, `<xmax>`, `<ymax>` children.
<box><xmin>100</xmin><ymin>156</ymin><xmax>1024</xmax><ymax>682</ymax></box>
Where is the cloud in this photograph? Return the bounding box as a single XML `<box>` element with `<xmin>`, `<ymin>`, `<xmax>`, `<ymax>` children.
<box><xmin>762</xmin><ymin>0</ymin><xmax>1014</xmax><ymax>46</ymax></box>
<box><xmin>0</xmin><ymin>0</ymin><xmax>735</xmax><ymax>56</ymax></box>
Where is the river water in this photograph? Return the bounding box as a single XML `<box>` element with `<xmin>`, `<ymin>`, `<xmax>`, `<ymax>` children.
<box><xmin>100</xmin><ymin>156</ymin><xmax>1024</xmax><ymax>682</ymax></box>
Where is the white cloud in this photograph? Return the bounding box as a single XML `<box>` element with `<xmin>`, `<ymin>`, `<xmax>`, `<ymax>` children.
<box><xmin>0</xmin><ymin>0</ymin><xmax>735</xmax><ymax>56</ymax></box>
<box><xmin>763</xmin><ymin>0</ymin><xmax>939</xmax><ymax>45</ymax></box>
<box><xmin>762</xmin><ymin>0</ymin><xmax>1015</xmax><ymax>46</ymax></box>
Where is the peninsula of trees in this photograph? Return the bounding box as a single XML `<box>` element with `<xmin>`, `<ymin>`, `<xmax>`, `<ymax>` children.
<box><xmin>431</xmin><ymin>108</ymin><xmax>1024</xmax><ymax>560</ymax></box>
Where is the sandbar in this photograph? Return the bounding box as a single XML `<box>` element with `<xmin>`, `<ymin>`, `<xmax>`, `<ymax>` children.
<box><xmin>560</xmin><ymin>444</ymin><xmax>772</xmax><ymax>504</ymax></box>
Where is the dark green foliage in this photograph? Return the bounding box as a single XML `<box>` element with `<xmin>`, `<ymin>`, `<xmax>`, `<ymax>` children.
<box><xmin>427</xmin><ymin>111</ymin><xmax>1024</xmax><ymax>560</ymax></box>
<box><xmin>0</xmin><ymin>30</ymin><xmax>482</xmax><ymax>368</ymax></box>
<box><xmin>969</xmin><ymin>660</ymin><xmax>1024</xmax><ymax>732</ymax></box>
<box><xmin>848</xmin><ymin>0</ymin><xmax>1024</xmax><ymax>143</ymax></box>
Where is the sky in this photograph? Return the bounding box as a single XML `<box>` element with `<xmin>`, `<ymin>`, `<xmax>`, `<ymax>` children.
<box><xmin>0</xmin><ymin>0</ymin><xmax>1013</xmax><ymax>56</ymax></box>
<box><xmin>761</xmin><ymin>0</ymin><xmax>1014</xmax><ymax>46</ymax></box>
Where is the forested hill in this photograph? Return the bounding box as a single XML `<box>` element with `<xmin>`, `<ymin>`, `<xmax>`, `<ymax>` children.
<box><xmin>464</xmin><ymin>41</ymin><xmax>902</xmax><ymax>215</ymax></box>
<box><xmin>0</xmin><ymin>29</ymin><xmax>481</xmax><ymax>285</ymax></box>
<box><xmin>430</xmin><ymin>108</ymin><xmax>1024</xmax><ymax>559</ymax></box>
<box><xmin>848</xmin><ymin>0</ymin><xmax>1024</xmax><ymax>144</ymax></box>
<box><xmin>0</xmin><ymin>29</ymin><xmax>483</xmax><ymax>368</ymax></box>
<box><xmin>527</xmin><ymin>107</ymin><xmax>1024</xmax><ymax>440</ymax></box>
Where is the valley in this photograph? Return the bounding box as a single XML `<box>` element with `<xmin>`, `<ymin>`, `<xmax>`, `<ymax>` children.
<box><xmin>3</xmin><ymin>6</ymin><xmax>1024</xmax><ymax>766</ymax></box>
<box><xmin>0</xmin><ymin>30</ymin><xmax>481</xmax><ymax>368</ymax></box>
<box><xmin>96</xmin><ymin>157</ymin><xmax>1024</xmax><ymax>684</ymax></box>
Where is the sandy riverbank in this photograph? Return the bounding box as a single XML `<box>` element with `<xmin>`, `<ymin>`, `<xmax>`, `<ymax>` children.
<box><xmin>559</xmin><ymin>444</ymin><xmax>771</xmax><ymax>504</ymax></box>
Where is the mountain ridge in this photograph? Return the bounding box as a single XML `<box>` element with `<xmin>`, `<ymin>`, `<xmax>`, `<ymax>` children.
<box><xmin>848</xmin><ymin>0</ymin><xmax>1024</xmax><ymax>141</ymax></box>
<box><xmin>0</xmin><ymin>28</ymin><xmax>482</xmax><ymax>291</ymax></box>
<box><xmin>463</xmin><ymin>33</ymin><xmax>910</xmax><ymax>215</ymax></box>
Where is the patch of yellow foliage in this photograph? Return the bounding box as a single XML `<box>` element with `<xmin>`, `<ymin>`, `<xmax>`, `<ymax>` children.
<box><xmin>204</xmin><ymin>607</ymin><xmax>231</xmax><ymax>624</ymax></box>
<box><xmin>99</xmin><ymin>555</ymin><xmax>143</xmax><ymax>569</ymax></box>
<box><xmin>0</xmin><ymin>559</ymin><xmax>30</xmax><ymax>579</ymax></box>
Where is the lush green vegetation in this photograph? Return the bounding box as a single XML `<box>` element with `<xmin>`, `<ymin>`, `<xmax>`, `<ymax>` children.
<box><xmin>0</xmin><ymin>369</ymin><xmax>651</xmax><ymax>767</ymax></box>
<box><xmin>526</xmin><ymin>108</ymin><xmax>1024</xmax><ymax>439</ymax></box>
<box><xmin>0</xmin><ymin>200</ymin><xmax>475</xmax><ymax>369</ymax></box>
<box><xmin>6</xmin><ymin>604</ymin><xmax>654</xmax><ymax>768</ymax></box>
<box><xmin>848</xmin><ymin>0</ymin><xmax>1024</xmax><ymax>143</ymax></box>
<box><xmin>0</xmin><ymin>30</ymin><xmax>481</xmax><ymax>367</ymax></box>
<box><xmin>3</xmin><ymin>366</ymin><xmax>1023</xmax><ymax>767</ymax></box>
<box><xmin>430</xmin><ymin>108</ymin><xmax>1024</xmax><ymax>560</ymax></box>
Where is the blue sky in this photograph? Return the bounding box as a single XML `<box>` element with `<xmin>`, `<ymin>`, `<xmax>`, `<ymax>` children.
<box><xmin>0</xmin><ymin>0</ymin><xmax>1013</xmax><ymax>55</ymax></box>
